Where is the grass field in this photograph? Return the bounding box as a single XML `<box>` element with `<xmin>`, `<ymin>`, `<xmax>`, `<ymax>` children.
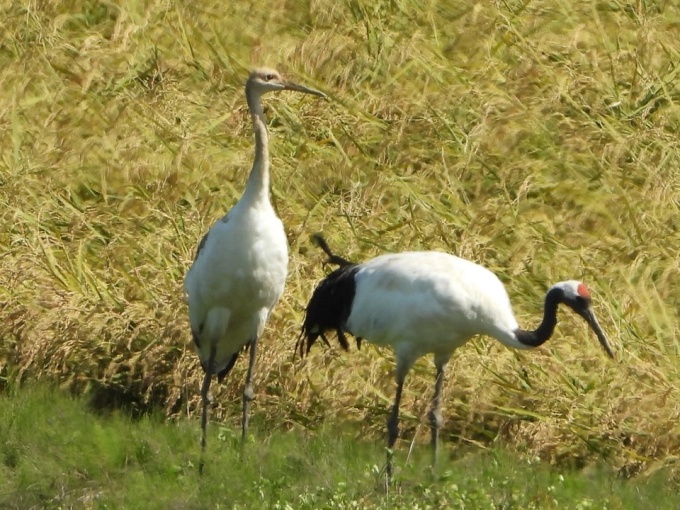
<box><xmin>1</xmin><ymin>386</ymin><xmax>678</xmax><ymax>509</ymax></box>
<box><xmin>1</xmin><ymin>0</ymin><xmax>680</xmax><ymax>506</ymax></box>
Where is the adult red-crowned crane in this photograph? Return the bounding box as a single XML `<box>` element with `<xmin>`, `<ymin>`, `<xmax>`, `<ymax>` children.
<box><xmin>184</xmin><ymin>69</ymin><xmax>326</xmax><ymax>470</ymax></box>
<box><xmin>297</xmin><ymin>235</ymin><xmax>615</xmax><ymax>480</ymax></box>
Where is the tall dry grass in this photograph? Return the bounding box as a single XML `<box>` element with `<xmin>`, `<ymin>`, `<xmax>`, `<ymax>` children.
<box><xmin>1</xmin><ymin>0</ymin><xmax>679</xmax><ymax>479</ymax></box>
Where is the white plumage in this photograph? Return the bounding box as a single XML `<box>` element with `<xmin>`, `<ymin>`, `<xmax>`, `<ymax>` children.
<box><xmin>184</xmin><ymin>68</ymin><xmax>325</xmax><ymax>470</ymax></box>
<box><xmin>299</xmin><ymin>236</ymin><xmax>614</xmax><ymax>480</ymax></box>
<box><xmin>185</xmin><ymin>200</ymin><xmax>288</xmax><ymax>376</ymax></box>
<box><xmin>347</xmin><ymin>252</ymin><xmax>528</xmax><ymax>360</ymax></box>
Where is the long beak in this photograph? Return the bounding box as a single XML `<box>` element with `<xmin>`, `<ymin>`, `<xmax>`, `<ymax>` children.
<box><xmin>580</xmin><ymin>307</ymin><xmax>615</xmax><ymax>359</ymax></box>
<box><xmin>283</xmin><ymin>81</ymin><xmax>327</xmax><ymax>99</ymax></box>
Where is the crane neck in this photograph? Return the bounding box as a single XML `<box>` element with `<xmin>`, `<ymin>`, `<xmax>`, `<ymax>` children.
<box><xmin>514</xmin><ymin>286</ymin><xmax>563</xmax><ymax>347</ymax></box>
<box><xmin>244</xmin><ymin>88</ymin><xmax>271</xmax><ymax>204</ymax></box>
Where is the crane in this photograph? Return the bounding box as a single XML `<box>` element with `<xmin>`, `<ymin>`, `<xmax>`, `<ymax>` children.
<box><xmin>184</xmin><ymin>68</ymin><xmax>326</xmax><ymax>471</ymax></box>
<box><xmin>297</xmin><ymin>235</ymin><xmax>614</xmax><ymax>480</ymax></box>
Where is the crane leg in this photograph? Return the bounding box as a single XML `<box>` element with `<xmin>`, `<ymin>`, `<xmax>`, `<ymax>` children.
<box><xmin>428</xmin><ymin>362</ymin><xmax>445</xmax><ymax>470</ymax></box>
<box><xmin>386</xmin><ymin>365</ymin><xmax>407</xmax><ymax>483</ymax></box>
<box><xmin>241</xmin><ymin>337</ymin><xmax>259</xmax><ymax>448</ymax></box>
<box><xmin>199</xmin><ymin>347</ymin><xmax>216</xmax><ymax>475</ymax></box>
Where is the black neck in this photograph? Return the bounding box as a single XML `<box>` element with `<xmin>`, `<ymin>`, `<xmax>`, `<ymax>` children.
<box><xmin>514</xmin><ymin>287</ymin><xmax>564</xmax><ymax>347</ymax></box>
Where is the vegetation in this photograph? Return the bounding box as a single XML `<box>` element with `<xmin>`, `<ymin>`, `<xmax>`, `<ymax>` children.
<box><xmin>1</xmin><ymin>386</ymin><xmax>678</xmax><ymax>509</ymax></box>
<box><xmin>1</xmin><ymin>0</ymin><xmax>679</xmax><ymax>505</ymax></box>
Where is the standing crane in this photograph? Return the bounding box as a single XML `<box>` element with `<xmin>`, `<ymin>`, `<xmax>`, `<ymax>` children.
<box><xmin>184</xmin><ymin>69</ymin><xmax>326</xmax><ymax>471</ymax></box>
<box><xmin>298</xmin><ymin>235</ymin><xmax>615</xmax><ymax>480</ymax></box>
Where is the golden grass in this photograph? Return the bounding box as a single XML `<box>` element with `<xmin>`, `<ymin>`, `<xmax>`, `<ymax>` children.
<box><xmin>1</xmin><ymin>0</ymin><xmax>679</xmax><ymax>479</ymax></box>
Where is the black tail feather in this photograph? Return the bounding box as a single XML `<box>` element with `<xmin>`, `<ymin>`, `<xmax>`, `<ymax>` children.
<box><xmin>216</xmin><ymin>352</ymin><xmax>239</xmax><ymax>383</ymax></box>
<box><xmin>212</xmin><ymin>342</ymin><xmax>251</xmax><ymax>383</ymax></box>
<box><xmin>297</xmin><ymin>235</ymin><xmax>360</xmax><ymax>358</ymax></box>
<box><xmin>311</xmin><ymin>233</ymin><xmax>354</xmax><ymax>267</ymax></box>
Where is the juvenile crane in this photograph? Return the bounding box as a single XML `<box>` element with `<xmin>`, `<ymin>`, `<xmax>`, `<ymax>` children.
<box><xmin>184</xmin><ymin>69</ymin><xmax>325</xmax><ymax>469</ymax></box>
<box><xmin>298</xmin><ymin>235</ymin><xmax>615</xmax><ymax>479</ymax></box>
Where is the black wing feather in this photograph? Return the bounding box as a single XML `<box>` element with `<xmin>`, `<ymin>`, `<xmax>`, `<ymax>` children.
<box><xmin>298</xmin><ymin>262</ymin><xmax>360</xmax><ymax>357</ymax></box>
<box><xmin>194</xmin><ymin>232</ymin><xmax>210</xmax><ymax>261</ymax></box>
<box><xmin>297</xmin><ymin>234</ymin><xmax>362</xmax><ymax>358</ymax></box>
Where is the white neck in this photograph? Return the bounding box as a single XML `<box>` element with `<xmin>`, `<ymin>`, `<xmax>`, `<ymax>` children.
<box><xmin>243</xmin><ymin>88</ymin><xmax>270</xmax><ymax>203</ymax></box>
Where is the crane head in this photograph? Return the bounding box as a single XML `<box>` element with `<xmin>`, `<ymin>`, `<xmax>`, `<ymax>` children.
<box><xmin>246</xmin><ymin>67</ymin><xmax>327</xmax><ymax>99</ymax></box>
<box><xmin>554</xmin><ymin>280</ymin><xmax>615</xmax><ymax>359</ymax></box>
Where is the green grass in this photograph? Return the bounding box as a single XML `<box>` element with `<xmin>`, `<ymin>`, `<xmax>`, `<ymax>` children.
<box><xmin>1</xmin><ymin>0</ymin><xmax>680</xmax><ymax>502</ymax></box>
<box><xmin>1</xmin><ymin>386</ymin><xmax>677</xmax><ymax>509</ymax></box>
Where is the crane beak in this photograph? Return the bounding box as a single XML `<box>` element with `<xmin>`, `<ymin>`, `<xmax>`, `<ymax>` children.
<box><xmin>579</xmin><ymin>307</ymin><xmax>615</xmax><ymax>359</ymax></box>
<box><xmin>283</xmin><ymin>81</ymin><xmax>328</xmax><ymax>99</ymax></box>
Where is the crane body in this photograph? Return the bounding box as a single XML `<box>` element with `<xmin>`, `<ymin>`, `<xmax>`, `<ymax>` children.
<box><xmin>185</xmin><ymin>199</ymin><xmax>288</xmax><ymax>379</ymax></box>
<box><xmin>184</xmin><ymin>68</ymin><xmax>326</xmax><ymax>472</ymax></box>
<box><xmin>299</xmin><ymin>237</ymin><xmax>614</xmax><ymax>481</ymax></box>
<box><xmin>346</xmin><ymin>252</ymin><xmax>530</xmax><ymax>361</ymax></box>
